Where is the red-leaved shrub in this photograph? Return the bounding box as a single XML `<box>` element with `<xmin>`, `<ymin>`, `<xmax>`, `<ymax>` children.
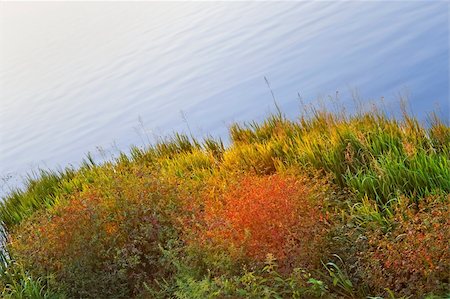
<box><xmin>8</xmin><ymin>167</ymin><xmax>178</xmax><ymax>298</ymax></box>
<box><xmin>192</xmin><ymin>174</ymin><xmax>329</xmax><ymax>270</ymax></box>
<box><xmin>361</xmin><ymin>196</ymin><xmax>449</xmax><ymax>296</ymax></box>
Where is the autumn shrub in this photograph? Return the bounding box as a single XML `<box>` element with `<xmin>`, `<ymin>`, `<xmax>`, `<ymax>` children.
<box><xmin>7</xmin><ymin>166</ymin><xmax>180</xmax><ymax>298</ymax></box>
<box><xmin>190</xmin><ymin>174</ymin><xmax>330</xmax><ymax>272</ymax></box>
<box><xmin>353</xmin><ymin>195</ymin><xmax>449</xmax><ymax>297</ymax></box>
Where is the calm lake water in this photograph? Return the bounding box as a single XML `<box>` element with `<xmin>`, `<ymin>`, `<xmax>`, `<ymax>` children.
<box><xmin>0</xmin><ymin>2</ymin><xmax>449</xmax><ymax>195</ymax></box>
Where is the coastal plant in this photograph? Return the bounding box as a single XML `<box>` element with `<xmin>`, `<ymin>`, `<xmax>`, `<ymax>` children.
<box><xmin>0</xmin><ymin>256</ymin><xmax>64</xmax><ymax>299</ymax></box>
<box><xmin>6</xmin><ymin>166</ymin><xmax>180</xmax><ymax>298</ymax></box>
<box><xmin>0</xmin><ymin>168</ymin><xmax>76</xmax><ymax>229</ymax></box>
<box><xmin>171</xmin><ymin>254</ymin><xmax>330</xmax><ymax>299</ymax></box>
<box><xmin>191</xmin><ymin>174</ymin><xmax>330</xmax><ymax>271</ymax></box>
<box><xmin>322</xmin><ymin>255</ymin><xmax>354</xmax><ymax>298</ymax></box>
<box><xmin>360</xmin><ymin>195</ymin><xmax>449</xmax><ymax>297</ymax></box>
<box><xmin>0</xmin><ymin>99</ymin><xmax>449</xmax><ymax>298</ymax></box>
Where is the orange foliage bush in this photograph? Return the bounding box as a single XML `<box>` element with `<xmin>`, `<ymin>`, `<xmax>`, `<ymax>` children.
<box><xmin>8</xmin><ymin>167</ymin><xmax>178</xmax><ymax>298</ymax></box>
<box><xmin>361</xmin><ymin>196</ymin><xmax>450</xmax><ymax>296</ymax></box>
<box><xmin>193</xmin><ymin>174</ymin><xmax>330</xmax><ymax>269</ymax></box>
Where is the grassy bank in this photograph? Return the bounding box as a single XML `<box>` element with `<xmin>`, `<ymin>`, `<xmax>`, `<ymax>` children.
<box><xmin>0</xmin><ymin>102</ymin><xmax>449</xmax><ymax>298</ymax></box>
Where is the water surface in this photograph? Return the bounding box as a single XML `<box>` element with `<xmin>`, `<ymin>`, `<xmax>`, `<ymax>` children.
<box><xmin>1</xmin><ymin>2</ymin><xmax>448</xmax><ymax>194</ymax></box>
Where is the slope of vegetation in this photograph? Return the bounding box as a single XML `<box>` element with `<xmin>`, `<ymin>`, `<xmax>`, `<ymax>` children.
<box><xmin>0</xmin><ymin>102</ymin><xmax>449</xmax><ymax>298</ymax></box>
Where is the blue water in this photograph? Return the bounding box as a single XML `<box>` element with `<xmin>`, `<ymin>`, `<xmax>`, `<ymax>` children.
<box><xmin>0</xmin><ymin>2</ymin><xmax>448</xmax><ymax>195</ymax></box>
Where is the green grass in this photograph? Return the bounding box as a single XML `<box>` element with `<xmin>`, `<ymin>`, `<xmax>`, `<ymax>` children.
<box><xmin>0</xmin><ymin>168</ymin><xmax>77</xmax><ymax>230</ymax></box>
<box><xmin>0</xmin><ymin>252</ymin><xmax>65</xmax><ymax>299</ymax></box>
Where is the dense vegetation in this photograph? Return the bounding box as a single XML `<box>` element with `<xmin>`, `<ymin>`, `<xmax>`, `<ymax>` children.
<box><xmin>0</xmin><ymin>102</ymin><xmax>449</xmax><ymax>298</ymax></box>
